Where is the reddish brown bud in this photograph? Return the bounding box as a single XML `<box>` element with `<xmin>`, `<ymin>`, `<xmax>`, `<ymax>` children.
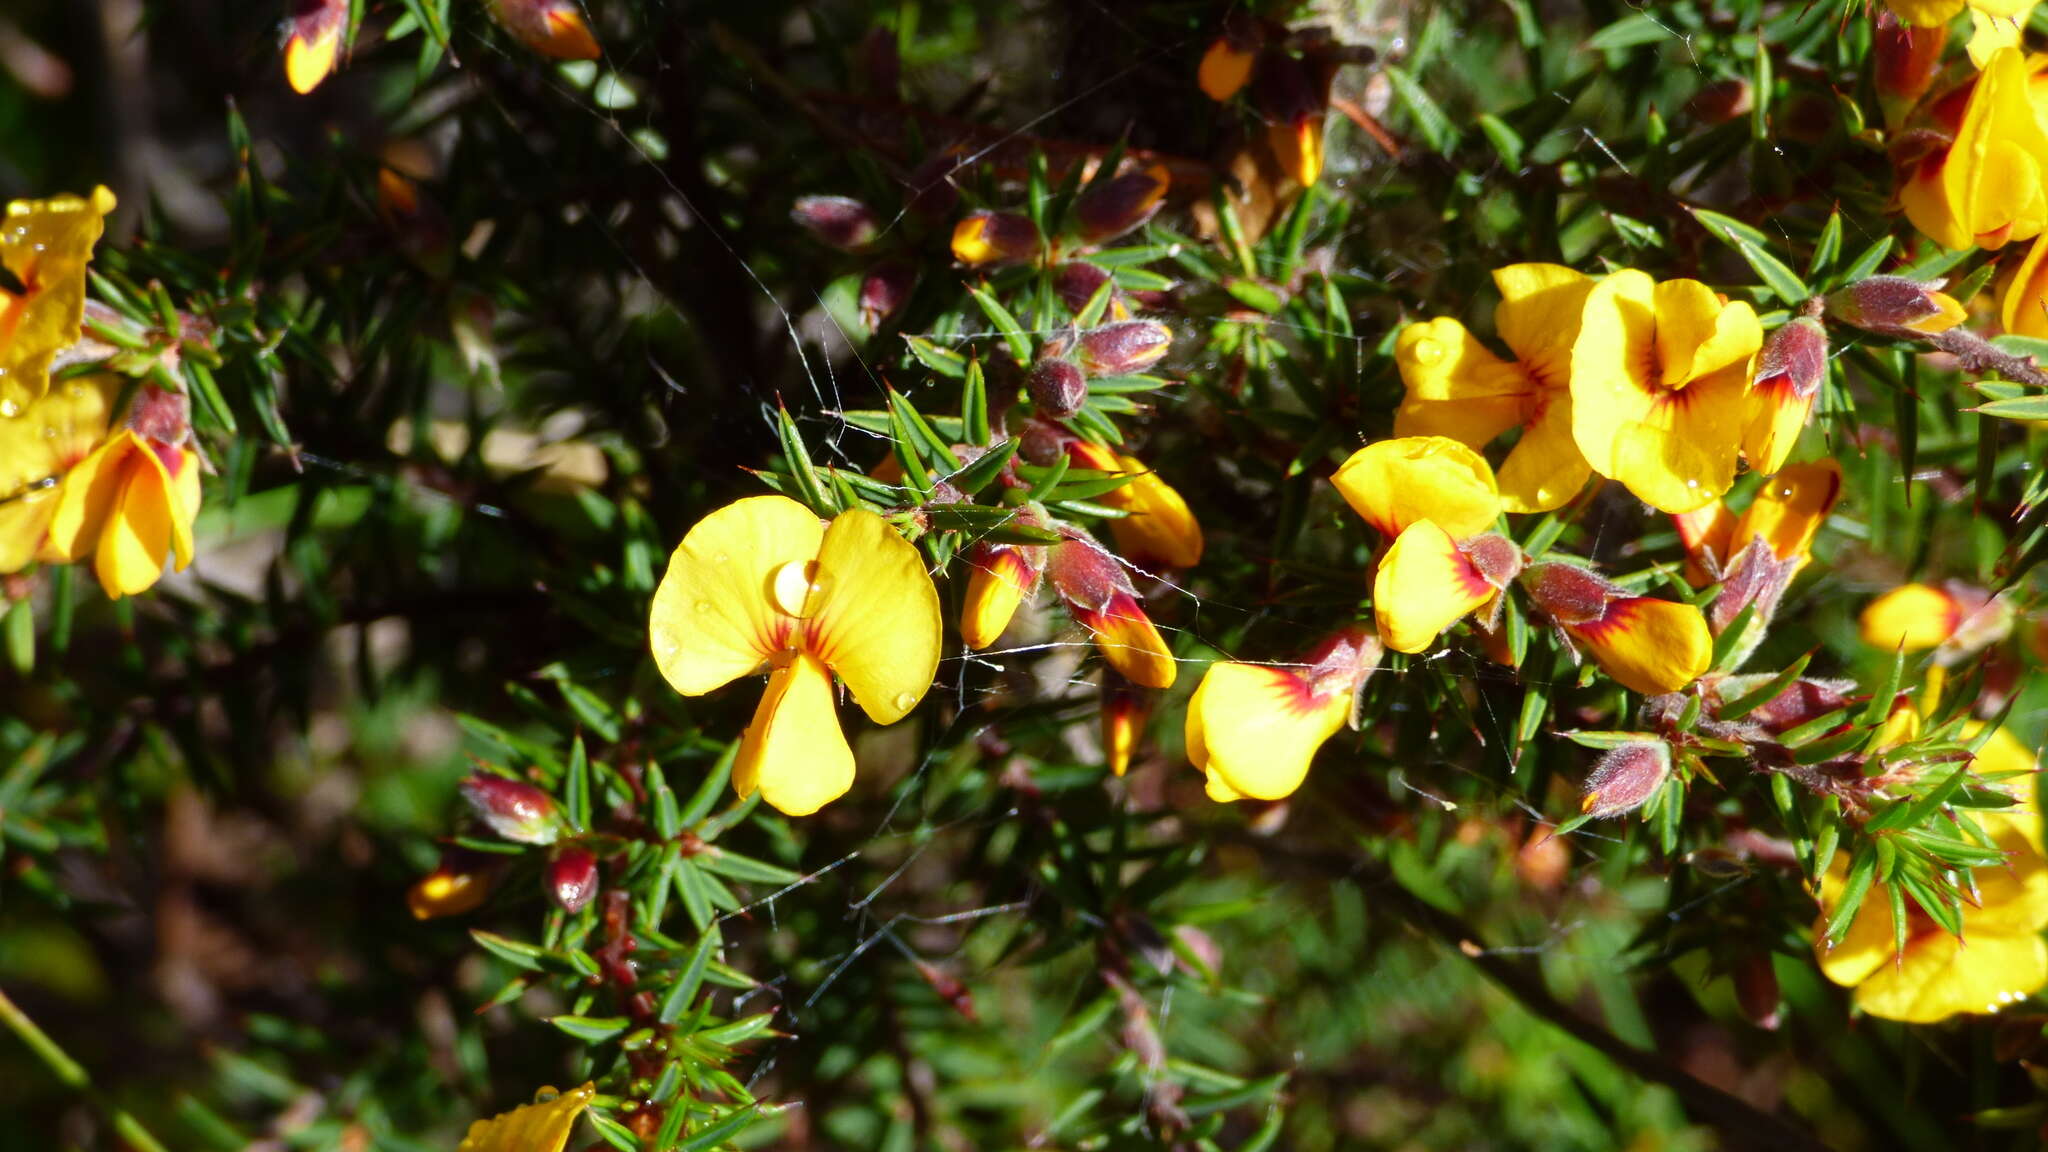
<box><xmin>461</xmin><ymin>774</ymin><xmax>562</xmax><ymax>845</ymax></box>
<box><xmin>952</xmin><ymin>210</ymin><xmax>1040</xmax><ymax>267</ymax></box>
<box><xmin>1045</xmin><ymin>526</ymin><xmax>1137</xmax><ymax>614</ymax></box>
<box><xmin>791</xmin><ymin>195</ymin><xmax>879</xmax><ymax>250</ymax></box>
<box><xmin>548</xmin><ymin>846</ymin><xmax>599</xmax><ymax>913</ymax></box>
<box><xmin>1054</xmin><ymin>262</ymin><xmax>1116</xmax><ymax>315</ymax></box>
<box><xmin>1026</xmin><ymin>357</ymin><xmax>1088</xmax><ymax>417</ymax></box>
<box><xmin>1755</xmin><ymin>316</ymin><xmax>1827</xmax><ymax>401</ymax></box>
<box><xmin>1078</xmin><ymin>320</ymin><xmax>1172</xmax><ymax>376</ymax></box>
<box><xmin>1874</xmin><ymin>11</ymin><xmax>1945</xmax><ymax>125</ymax></box>
<box><xmin>1459</xmin><ymin>532</ymin><xmax>1525</xmax><ymax>591</ymax></box>
<box><xmin>1520</xmin><ymin>563</ymin><xmax>1619</xmax><ymax>626</ymax></box>
<box><xmin>1684</xmin><ymin>78</ymin><xmax>1752</xmax><ymax>125</ymax></box>
<box><xmin>1016</xmin><ymin>417</ymin><xmax>1072</xmax><ymax>465</ymax></box>
<box><xmin>1580</xmin><ymin>741</ymin><xmax>1672</xmax><ymax>818</ymax></box>
<box><xmin>128</xmin><ymin>386</ymin><xmax>191</xmax><ymax>445</ymax></box>
<box><xmin>859</xmin><ymin>262</ymin><xmax>915</xmax><ymax>329</ymax></box>
<box><xmin>1734</xmin><ymin>953</ymin><xmax>1781</xmax><ymax>1030</ymax></box>
<box><xmin>1074</xmin><ymin>165</ymin><xmax>1170</xmax><ymax>244</ymax></box>
<box><xmin>1825</xmin><ymin>276</ymin><xmax>1964</xmax><ymax>335</ymax></box>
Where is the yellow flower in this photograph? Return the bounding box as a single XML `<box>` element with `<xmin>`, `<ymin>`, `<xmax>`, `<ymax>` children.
<box><xmin>43</xmin><ymin>414</ymin><xmax>204</xmax><ymax>600</ymax></box>
<box><xmin>458</xmin><ymin>1084</ymin><xmax>596</xmax><ymax>1152</ymax></box>
<box><xmin>1569</xmin><ymin>270</ymin><xmax>1763</xmax><ymax>513</ymax></box>
<box><xmin>2000</xmin><ymin>229</ymin><xmax>2048</xmax><ymax>336</ymax></box>
<box><xmin>1045</xmin><ymin>527</ymin><xmax>1178</xmax><ymax>688</ymax></box>
<box><xmin>1187</xmin><ymin>625</ymin><xmax>1380</xmax><ymax>802</ymax></box>
<box><xmin>1523</xmin><ymin>562</ymin><xmax>1714</xmax><ymax>696</ymax></box>
<box><xmin>483</xmin><ymin>0</ymin><xmax>602</xmax><ymax>61</ymax></box>
<box><xmin>0</xmin><ymin>187</ymin><xmax>115</xmax><ymax>416</ymax></box>
<box><xmin>0</xmin><ymin>374</ymin><xmax>119</xmax><ymax>574</ymax></box>
<box><xmin>951</xmin><ymin>211</ymin><xmax>1039</xmax><ymax>268</ymax></box>
<box><xmin>1266</xmin><ymin>117</ymin><xmax>1325</xmax><ymax>188</ymax></box>
<box><xmin>1333</xmin><ymin>437</ymin><xmax>1522</xmax><ymax>654</ymax></box>
<box><xmin>1898</xmin><ymin>48</ymin><xmax>2048</xmax><ymax>251</ymax></box>
<box><xmin>1859</xmin><ymin>580</ymin><xmax>2012</xmax><ymax>662</ymax></box>
<box><xmin>1065</xmin><ymin>440</ymin><xmax>1203</xmax><ymax>569</ymax></box>
<box><xmin>1102</xmin><ymin>678</ymin><xmax>1147</xmax><ymax>777</ymax></box>
<box><xmin>1739</xmin><ymin>316</ymin><xmax>1828</xmax><ymax>478</ymax></box>
<box><xmin>959</xmin><ymin>541</ymin><xmax>1042</xmax><ymax>651</ymax></box>
<box><xmin>648</xmin><ymin>495</ymin><xmax>942</xmax><ymax>816</ymax></box>
<box><xmin>1815</xmin><ymin>725</ymin><xmax>2048</xmax><ymax>1023</ymax></box>
<box><xmin>1393</xmin><ymin>264</ymin><xmax>1595</xmax><ymax>513</ymax></box>
<box><xmin>1884</xmin><ymin>0</ymin><xmax>2035</xmax><ymax>67</ymax></box>
<box><xmin>283</xmin><ymin>0</ymin><xmax>346</xmax><ymax>93</ymax></box>
<box><xmin>407</xmin><ymin>859</ymin><xmax>491</xmax><ymax>920</ymax></box>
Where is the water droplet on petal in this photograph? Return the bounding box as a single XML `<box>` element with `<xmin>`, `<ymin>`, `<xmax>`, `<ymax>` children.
<box><xmin>0</xmin><ymin>399</ymin><xmax>17</xmax><ymax>417</ymax></box>
<box><xmin>694</xmin><ymin>600</ymin><xmax>715</xmax><ymax>614</ymax></box>
<box><xmin>769</xmin><ymin>559</ymin><xmax>824</xmax><ymax>617</ymax></box>
<box><xmin>893</xmin><ymin>692</ymin><xmax>917</xmax><ymax>712</ymax></box>
<box><xmin>1413</xmin><ymin>338</ymin><xmax>1443</xmax><ymax>365</ymax></box>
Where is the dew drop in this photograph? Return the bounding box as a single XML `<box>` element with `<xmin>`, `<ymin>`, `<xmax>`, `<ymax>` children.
<box><xmin>1412</xmin><ymin>338</ymin><xmax>1444</xmax><ymax>365</ymax></box>
<box><xmin>769</xmin><ymin>559</ymin><xmax>825</xmax><ymax>617</ymax></box>
<box><xmin>893</xmin><ymin>692</ymin><xmax>917</xmax><ymax>712</ymax></box>
<box><xmin>0</xmin><ymin>398</ymin><xmax>16</xmax><ymax>417</ymax></box>
<box><xmin>693</xmin><ymin>599</ymin><xmax>715</xmax><ymax>614</ymax></box>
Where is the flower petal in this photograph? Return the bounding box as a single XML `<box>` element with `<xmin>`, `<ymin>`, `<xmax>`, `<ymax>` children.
<box><xmin>1731</xmin><ymin>459</ymin><xmax>1840</xmax><ymax>565</ymax></box>
<box><xmin>1859</xmin><ymin>583</ymin><xmax>1961</xmax><ymax>650</ymax></box>
<box><xmin>1393</xmin><ymin>393</ymin><xmax>1523</xmax><ymax>449</ymax></box>
<box><xmin>1102</xmin><ymin>454</ymin><xmax>1203</xmax><ymax>569</ymax></box>
<box><xmin>45</xmin><ymin>431</ymin><xmax>140</xmax><ymax>564</ymax></box>
<box><xmin>95</xmin><ymin>440</ymin><xmax>177</xmax><ymax>598</ymax></box>
<box><xmin>1490</xmin><ymin>262</ymin><xmax>1594</xmax><ymax>382</ymax></box>
<box><xmin>458</xmin><ymin>1084</ymin><xmax>597</xmax><ymax>1152</ymax></box>
<box><xmin>1186</xmin><ymin>662</ymin><xmax>1350</xmax><ymax>801</ymax></box>
<box><xmin>1853</xmin><ymin>929</ymin><xmax>2047</xmax><ymax>1023</ymax></box>
<box><xmin>649</xmin><ymin>495</ymin><xmax>822</xmax><ymax>698</ymax></box>
<box><xmin>1649</xmin><ymin>279</ymin><xmax>1763</xmax><ymax>388</ymax></box>
<box><xmin>1494</xmin><ymin>394</ymin><xmax>1591</xmax><ymax>513</ymax></box>
<box><xmin>2001</xmin><ymin>231</ymin><xmax>2048</xmax><ymax>336</ymax></box>
<box><xmin>0</xmin><ymin>188</ymin><xmax>115</xmax><ymax>415</ymax></box>
<box><xmin>1073</xmin><ymin>592</ymin><xmax>1176</xmax><ymax>688</ymax></box>
<box><xmin>1394</xmin><ymin>317</ymin><xmax>1530</xmax><ymax>402</ymax></box>
<box><xmin>1567</xmin><ymin>596</ymin><xmax>1712</xmax><ymax>695</ymax></box>
<box><xmin>733</xmin><ymin>652</ymin><xmax>857</xmax><ymax>817</ymax></box>
<box><xmin>1885</xmin><ymin>0</ymin><xmax>1966</xmax><ymax>27</ymax></box>
<box><xmin>1373</xmin><ymin>521</ymin><xmax>1494</xmax><ymax>654</ymax></box>
<box><xmin>961</xmin><ymin>545</ymin><xmax>1034</xmax><ymax>651</ymax></box>
<box><xmin>0</xmin><ymin>491</ymin><xmax>58</xmax><ymax>574</ymax></box>
<box><xmin>1332</xmin><ymin>436</ymin><xmax>1501</xmax><ymax>540</ymax></box>
<box><xmin>807</xmin><ymin>505</ymin><xmax>943</xmax><ymax>723</ymax></box>
<box><xmin>1569</xmin><ymin>269</ymin><xmax>1661</xmax><ymax>476</ymax></box>
<box><xmin>0</xmin><ymin>373</ymin><xmax>118</xmax><ymax>499</ymax></box>
<box><xmin>1607</xmin><ymin>362</ymin><xmax>1748</xmax><ymax>512</ymax></box>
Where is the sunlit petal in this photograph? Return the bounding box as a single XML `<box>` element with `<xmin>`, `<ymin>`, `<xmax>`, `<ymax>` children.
<box><xmin>1567</xmin><ymin>595</ymin><xmax>1712</xmax><ymax>695</ymax></box>
<box><xmin>1394</xmin><ymin>317</ymin><xmax>1530</xmax><ymax>401</ymax></box>
<box><xmin>1859</xmin><ymin>583</ymin><xmax>1962</xmax><ymax>650</ymax></box>
<box><xmin>1073</xmin><ymin>592</ymin><xmax>1176</xmax><ymax>689</ymax></box>
<box><xmin>458</xmin><ymin>1084</ymin><xmax>597</xmax><ymax>1152</ymax></box>
<box><xmin>0</xmin><ymin>188</ymin><xmax>115</xmax><ymax>415</ymax></box>
<box><xmin>1186</xmin><ymin>662</ymin><xmax>1350</xmax><ymax>801</ymax></box>
<box><xmin>808</xmin><ymin>505</ymin><xmax>943</xmax><ymax>723</ymax></box>
<box><xmin>1494</xmin><ymin>395</ymin><xmax>1591</xmax><ymax>514</ymax></box>
<box><xmin>1373</xmin><ymin>521</ymin><xmax>1494</xmax><ymax>654</ymax></box>
<box><xmin>1332</xmin><ymin>436</ymin><xmax>1501</xmax><ymax>540</ymax></box>
<box><xmin>95</xmin><ymin>440</ymin><xmax>176</xmax><ymax>598</ymax></box>
<box><xmin>649</xmin><ymin>495</ymin><xmax>822</xmax><ymax>697</ymax></box>
<box><xmin>733</xmin><ymin>652</ymin><xmax>857</xmax><ymax>817</ymax></box>
<box><xmin>1490</xmin><ymin>262</ymin><xmax>1594</xmax><ymax>381</ymax></box>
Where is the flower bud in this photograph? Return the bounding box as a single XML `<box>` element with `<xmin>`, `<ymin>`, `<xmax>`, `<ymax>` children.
<box><xmin>1026</xmin><ymin>357</ymin><xmax>1088</xmax><ymax>417</ymax></box>
<box><xmin>1074</xmin><ymin>165</ymin><xmax>1170</xmax><ymax>244</ymax></box>
<box><xmin>283</xmin><ymin>0</ymin><xmax>348</xmax><ymax>95</ymax></box>
<box><xmin>1684</xmin><ymin>78</ymin><xmax>1752</xmax><ymax>125</ymax></box>
<box><xmin>1047</xmin><ymin>528</ymin><xmax>1176</xmax><ymax>688</ymax></box>
<box><xmin>1825</xmin><ymin>276</ymin><xmax>1966</xmax><ymax>336</ymax></box>
<box><xmin>951</xmin><ymin>210</ymin><xmax>1040</xmax><ymax>267</ymax></box>
<box><xmin>1742</xmin><ymin>316</ymin><xmax>1828</xmax><ymax>477</ymax></box>
<box><xmin>408</xmin><ymin>852</ymin><xmax>491</xmax><ymax>919</ymax></box>
<box><xmin>960</xmin><ymin>540</ymin><xmax>1044</xmax><ymax>650</ymax></box>
<box><xmin>548</xmin><ymin>847</ymin><xmax>599</xmax><ymax>914</ymax></box>
<box><xmin>1520</xmin><ymin>562</ymin><xmax>1618</xmax><ymax>626</ymax></box>
<box><xmin>1734</xmin><ymin>953</ymin><xmax>1782</xmax><ymax>1030</ymax></box>
<box><xmin>1078</xmin><ymin>320</ymin><xmax>1172</xmax><ymax>377</ymax></box>
<box><xmin>1054</xmin><ymin>262</ymin><xmax>1116</xmax><ymax>315</ymax></box>
<box><xmin>1102</xmin><ymin>679</ymin><xmax>1147</xmax><ymax>777</ymax></box>
<box><xmin>791</xmin><ymin>195</ymin><xmax>880</xmax><ymax>251</ymax></box>
<box><xmin>1580</xmin><ymin>741</ymin><xmax>1672</xmax><ymax>818</ymax></box>
<box><xmin>859</xmin><ymin>262</ymin><xmax>915</xmax><ymax>330</ymax></box>
<box><xmin>1016</xmin><ymin>417</ymin><xmax>1072</xmax><ymax>465</ymax></box>
<box><xmin>1874</xmin><ymin>11</ymin><xmax>1945</xmax><ymax>128</ymax></box>
<box><xmin>483</xmin><ymin>0</ymin><xmax>601</xmax><ymax>60</ymax></box>
<box><xmin>461</xmin><ymin>774</ymin><xmax>563</xmax><ymax>845</ymax></box>
<box><xmin>127</xmin><ymin>386</ymin><xmax>190</xmax><ymax>446</ymax></box>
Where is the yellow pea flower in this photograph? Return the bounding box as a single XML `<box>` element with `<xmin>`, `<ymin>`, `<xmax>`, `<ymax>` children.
<box><xmin>0</xmin><ymin>373</ymin><xmax>119</xmax><ymax>574</ymax></box>
<box><xmin>648</xmin><ymin>496</ymin><xmax>942</xmax><ymax>817</ymax></box>
<box><xmin>43</xmin><ymin>407</ymin><xmax>204</xmax><ymax>601</ymax></box>
<box><xmin>1859</xmin><ymin>580</ymin><xmax>2012</xmax><ymax>661</ymax></box>
<box><xmin>1065</xmin><ymin>440</ymin><xmax>1203</xmax><ymax>569</ymax></box>
<box><xmin>1815</xmin><ymin>724</ymin><xmax>2048</xmax><ymax>1023</ymax></box>
<box><xmin>1899</xmin><ymin>48</ymin><xmax>2048</xmax><ymax>251</ymax></box>
<box><xmin>283</xmin><ymin>0</ymin><xmax>347</xmax><ymax>93</ymax></box>
<box><xmin>1883</xmin><ymin>0</ymin><xmax>2035</xmax><ymax>66</ymax></box>
<box><xmin>1569</xmin><ymin>270</ymin><xmax>1763</xmax><ymax>513</ymax></box>
<box><xmin>1187</xmin><ymin>625</ymin><xmax>1381</xmax><ymax>802</ymax></box>
<box><xmin>483</xmin><ymin>0</ymin><xmax>602</xmax><ymax>61</ymax></box>
<box><xmin>2000</xmin><ymin>228</ymin><xmax>2048</xmax><ymax>336</ymax></box>
<box><xmin>959</xmin><ymin>540</ymin><xmax>1043</xmax><ymax>651</ymax></box>
<box><xmin>1523</xmin><ymin>562</ymin><xmax>1713</xmax><ymax>696</ymax></box>
<box><xmin>1683</xmin><ymin>461</ymin><xmax>1841</xmax><ymax>660</ymax></box>
<box><xmin>1393</xmin><ymin>264</ymin><xmax>1595</xmax><ymax>513</ymax></box>
<box><xmin>1332</xmin><ymin>437</ymin><xmax>1522</xmax><ymax>654</ymax></box>
<box><xmin>458</xmin><ymin>1084</ymin><xmax>596</xmax><ymax>1152</ymax></box>
<box><xmin>407</xmin><ymin>856</ymin><xmax>491</xmax><ymax>920</ymax></box>
<box><xmin>1045</xmin><ymin>526</ymin><xmax>1178</xmax><ymax>688</ymax></box>
<box><xmin>0</xmin><ymin>187</ymin><xmax>116</xmax><ymax>417</ymax></box>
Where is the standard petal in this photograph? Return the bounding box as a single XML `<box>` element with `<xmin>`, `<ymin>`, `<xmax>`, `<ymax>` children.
<box><xmin>733</xmin><ymin>652</ymin><xmax>857</xmax><ymax>817</ymax></box>
<box><xmin>960</xmin><ymin>545</ymin><xmax>1033</xmax><ymax>651</ymax></box>
<box><xmin>1188</xmin><ymin>662</ymin><xmax>1350</xmax><ymax>801</ymax></box>
<box><xmin>1103</xmin><ymin>454</ymin><xmax>1203</xmax><ymax>569</ymax></box>
<box><xmin>458</xmin><ymin>1084</ymin><xmax>597</xmax><ymax>1152</ymax></box>
<box><xmin>1946</xmin><ymin>48</ymin><xmax>2048</xmax><ymax>249</ymax></box>
<box><xmin>1568</xmin><ymin>596</ymin><xmax>1712</xmax><ymax>695</ymax></box>
<box><xmin>164</xmin><ymin>445</ymin><xmax>202</xmax><ymax>570</ymax></box>
<box><xmin>1490</xmin><ymin>263</ymin><xmax>1594</xmax><ymax>381</ymax></box>
<box><xmin>1853</xmin><ymin>929</ymin><xmax>2048</xmax><ymax>1023</ymax></box>
<box><xmin>1332</xmin><ymin>436</ymin><xmax>1501</xmax><ymax>540</ymax></box>
<box><xmin>1494</xmin><ymin>394</ymin><xmax>1591</xmax><ymax>513</ymax></box>
<box><xmin>1607</xmin><ymin>363</ymin><xmax>1748</xmax><ymax>512</ymax></box>
<box><xmin>1650</xmin><ymin>279</ymin><xmax>1763</xmax><ymax>387</ymax></box>
<box><xmin>807</xmin><ymin>505</ymin><xmax>942</xmax><ymax>724</ymax></box>
<box><xmin>1569</xmin><ymin>269</ymin><xmax>1660</xmax><ymax>476</ymax></box>
<box><xmin>0</xmin><ymin>188</ymin><xmax>114</xmax><ymax>415</ymax></box>
<box><xmin>1885</xmin><ymin>0</ymin><xmax>1966</xmax><ymax>27</ymax></box>
<box><xmin>1814</xmin><ymin>861</ymin><xmax>1899</xmax><ymax>991</ymax></box>
<box><xmin>1393</xmin><ymin>317</ymin><xmax>1529</xmax><ymax>402</ymax></box>
<box><xmin>649</xmin><ymin>495</ymin><xmax>823</xmax><ymax>698</ymax></box>
<box><xmin>1373</xmin><ymin>521</ymin><xmax>1494</xmax><ymax>654</ymax></box>
<box><xmin>1074</xmin><ymin>592</ymin><xmax>1176</xmax><ymax>688</ymax></box>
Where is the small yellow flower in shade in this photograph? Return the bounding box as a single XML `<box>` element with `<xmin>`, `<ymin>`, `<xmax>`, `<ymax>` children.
<box><xmin>1899</xmin><ymin>48</ymin><xmax>2048</xmax><ymax>251</ymax></box>
<box><xmin>484</xmin><ymin>0</ymin><xmax>602</xmax><ymax>61</ymax></box>
<box><xmin>1187</xmin><ymin>625</ymin><xmax>1381</xmax><ymax>802</ymax></box>
<box><xmin>0</xmin><ymin>374</ymin><xmax>119</xmax><ymax>574</ymax></box>
<box><xmin>951</xmin><ymin>210</ymin><xmax>1040</xmax><ymax>268</ymax></box>
<box><xmin>407</xmin><ymin>856</ymin><xmax>491</xmax><ymax>919</ymax></box>
<box><xmin>458</xmin><ymin>1084</ymin><xmax>596</xmax><ymax>1152</ymax></box>
<box><xmin>0</xmin><ymin>187</ymin><xmax>115</xmax><ymax>416</ymax></box>
<box><xmin>1266</xmin><ymin>117</ymin><xmax>1325</xmax><ymax>188</ymax></box>
<box><xmin>43</xmin><ymin>390</ymin><xmax>204</xmax><ymax>600</ymax></box>
<box><xmin>1065</xmin><ymin>440</ymin><xmax>1203</xmax><ymax>569</ymax></box>
<box><xmin>1523</xmin><ymin>563</ymin><xmax>1713</xmax><ymax>696</ymax></box>
<box><xmin>1198</xmin><ymin>21</ymin><xmax>1259</xmax><ymax>102</ymax></box>
<box><xmin>959</xmin><ymin>540</ymin><xmax>1043</xmax><ymax>650</ymax></box>
<box><xmin>282</xmin><ymin>0</ymin><xmax>347</xmax><ymax>94</ymax></box>
<box><xmin>1858</xmin><ymin>580</ymin><xmax>2013</xmax><ymax>662</ymax></box>
<box><xmin>1815</xmin><ymin>725</ymin><xmax>2048</xmax><ymax>1023</ymax></box>
<box><xmin>1569</xmin><ymin>270</ymin><xmax>1763</xmax><ymax>512</ymax></box>
<box><xmin>1333</xmin><ymin>437</ymin><xmax>1523</xmax><ymax>654</ymax></box>
<box><xmin>1045</xmin><ymin>527</ymin><xmax>1177</xmax><ymax>688</ymax></box>
<box><xmin>648</xmin><ymin>495</ymin><xmax>942</xmax><ymax>816</ymax></box>
<box><xmin>1392</xmin><ymin>264</ymin><xmax>1595</xmax><ymax>513</ymax></box>
<box><xmin>1102</xmin><ymin>677</ymin><xmax>1147</xmax><ymax>777</ymax></box>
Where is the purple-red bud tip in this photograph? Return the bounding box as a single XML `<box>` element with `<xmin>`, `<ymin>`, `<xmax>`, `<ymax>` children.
<box><xmin>1521</xmin><ymin>562</ymin><xmax>1619</xmax><ymax>626</ymax></box>
<box><xmin>461</xmin><ymin>775</ymin><xmax>562</xmax><ymax>845</ymax></box>
<box><xmin>548</xmin><ymin>846</ymin><xmax>599</xmax><ymax>913</ymax></box>
<box><xmin>1580</xmin><ymin>742</ymin><xmax>1672</xmax><ymax>818</ymax></box>
<box><xmin>791</xmin><ymin>195</ymin><xmax>880</xmax><ymax>251</ymax></box>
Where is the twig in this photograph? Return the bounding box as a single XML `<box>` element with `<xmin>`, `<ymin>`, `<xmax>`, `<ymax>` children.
<box><xmin>0</xmin><ymin>986</ymin><xmax>172</xmax><ymax>1152</ymax></box>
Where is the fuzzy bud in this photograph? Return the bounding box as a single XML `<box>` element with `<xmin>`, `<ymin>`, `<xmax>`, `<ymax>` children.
<box><xmin>1756</xmin><ymin>316</ymin><xmax>1827</xmax><ymax>401</ymax></box>
<box><xmin>1074</xmin><ymin>165</ymin><xmax>1170</xmax><ymax>244</ymax></box>
<box><xmin>1874</xmin><ymin>11</ymin><xmax>1945</xmax><ymax>127</ymax></box>
<box><xmin>1521</xmin><ymin>562</ymin><xmax>1618</xmax><ymax>626</ymax></box>
<box><xmin>128</xmin><ymin>386</ymin><xmax>191</xmax><ymax>446</ymax></box>
<box><xmin>859</xmin><ymin>262</ymin><xmax>915</xmax><ymax>329</ymax></box>
<box><xmin>791</xmin><ymin>195</ymin><xmax>880</xmax><ymax>251</ymax></box>
<box><xmin>1580</xmin><ymin>741</ymin><xmax>1673</xmax><ymax>818</ymax></box>
<box><xmin>1026</xmin><ymin>357</ymin><xmax>1088</xmax><ymax>417</ymax></box>
<box><xmin>1825</xmin><ymin>276</ymin><xmax>1966</xmax><ymax>336</ymax></box>
<box><xmin>1045</xmin><ymin>527</ymin><xmax>1136</xmax><ymax>614</ymax></box>
<box><xmin>952</xmin><ymin>210</ymin><xmax>1040</xmax><ymax>267</ymax></box>
<box><xmin>461</xmin><ymin>774</ymin><xmax>563</xmax><ymax>845</ymax></box>
<box><xmin>1054</xmin><ymin>262</ymin><xmax>1116</xmax><ymax>315</ymax></box>
<box><xmin>1078</xmin><ymin>320</ymin><xmax>1172</xmax><ymax>376</ymax></box>
<box><xmin>548</xmin><ymin>847</ymin><xmax>599</xmax><ymax>913</ymax></box>
<box><xmin>283</xmin><ymin>0</ymin><xmax>348</xmax><ymax>94</ymax></box>
<box><xmin>483</xmin><ymin>0</ymin><xmax>601</xmax><ymax>61</ymax></box>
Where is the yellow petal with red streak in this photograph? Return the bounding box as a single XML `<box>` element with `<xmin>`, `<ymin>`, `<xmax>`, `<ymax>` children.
<box><xmin>1186</xmin><ymin>662</ymin><xmax>1350</xmax><ymax>801</ymax></box>
<box><xmin>1568</xmin><ymin>596</ymin><xmax>1712</xmax><ymax>695</ymax></box>
<box><xmin>1373</xmin><ymin>521</ymin><xmax>1494</xmax><ymax>654</ymax></box>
